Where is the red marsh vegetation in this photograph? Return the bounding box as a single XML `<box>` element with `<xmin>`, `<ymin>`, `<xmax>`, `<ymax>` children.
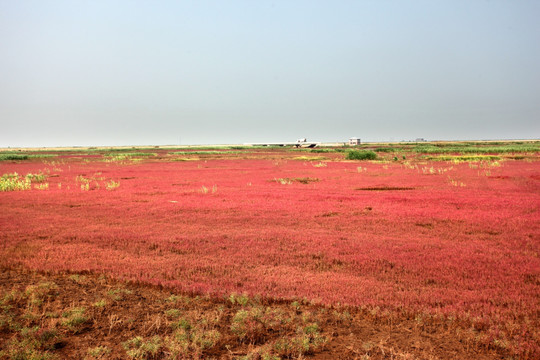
<box><xmin>0</xmin><ymin>142</ymin><xmax>539</xmax><ymax>359</ymax></box>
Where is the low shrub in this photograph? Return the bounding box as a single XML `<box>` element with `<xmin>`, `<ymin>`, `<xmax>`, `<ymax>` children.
<box><xmin>346</xmin><ymin>150</ymin><xmax>377</xmax><ymax>160</ymax></box>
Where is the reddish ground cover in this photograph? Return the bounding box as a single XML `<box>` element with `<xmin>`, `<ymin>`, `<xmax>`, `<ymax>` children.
<box><xmin>1</xmin><ymin>148</ymin><xmax>539</xmax><ymax>357</ymax></box>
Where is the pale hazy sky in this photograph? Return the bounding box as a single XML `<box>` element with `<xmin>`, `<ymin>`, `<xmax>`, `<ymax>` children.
<box><xmin>1</xmin><ymin>1</ymin><xmax>539</xmax><ymax>147</ymax></box>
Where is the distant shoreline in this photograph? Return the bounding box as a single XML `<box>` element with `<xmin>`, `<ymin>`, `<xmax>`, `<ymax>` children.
<box><xmin>1</xmin><ymin>138</ymin><xmax>538</xmax><ymax>152</ymax></box>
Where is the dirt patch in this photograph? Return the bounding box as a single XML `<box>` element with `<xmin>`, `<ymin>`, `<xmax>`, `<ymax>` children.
<box><xmin>0</xmin><ymin>267</ymin><xmax>509</xmax><ymax>359</ymax></box>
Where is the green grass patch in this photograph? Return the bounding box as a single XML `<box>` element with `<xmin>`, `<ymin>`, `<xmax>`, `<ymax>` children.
<box><xmin>0</xmin><ymin>154</ymin><xmax>29</xmax><ymax>161</ymax></box>
<box><xmin>414</xmin><ymin>144</ymin><xmax>540</xmax><ymax>154</ymax></box>
<box><xmin>426</xmin><ymin>155</ymin><xmax>502</xmax><ymax>161</ymax></box>
<box><xmin>345</xmin><ymin>150</ymin><xmax>377</xmax><ymax>160</ymax></box>
<box><xmin>0</xmin><ymin>153</ymin><xmax>57</xmax><ymax>161</ymax></box>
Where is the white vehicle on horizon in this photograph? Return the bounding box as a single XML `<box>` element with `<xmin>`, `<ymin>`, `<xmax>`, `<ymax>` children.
<box><xmin>245</xmin><ymin>138</ymin><xmax>319</xmax><ymax>148</ymax></box>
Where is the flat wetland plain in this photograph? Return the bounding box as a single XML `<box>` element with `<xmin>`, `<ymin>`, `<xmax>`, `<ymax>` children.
<box><xmin>0</xmin><ymin>141</ymin><xmax>539</xmax><ymax>359</ymax></box>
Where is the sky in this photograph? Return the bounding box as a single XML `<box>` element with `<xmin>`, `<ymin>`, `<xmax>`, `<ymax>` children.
<box><xmin>1</xmin><ymin>0</ymin><xmax>539</xmax><ymax>147</ymax></box>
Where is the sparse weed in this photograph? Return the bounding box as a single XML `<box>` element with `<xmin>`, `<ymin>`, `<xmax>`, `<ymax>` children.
<box><xmin>26</xmin><ymin>172</ymin><xmax>48</xmax><ymax>183</ymax></box>
<box><xmin>0</xmin><ymin>335</ymin><xmax>58</xmax><ymax>360</ymax></box>
<box><xmin>231</xmin><ymin>308</ymin><xmax>265</xmax><ymax>342</ymax></box>
<box><xmin>105</xmin><ymin>180</ymin><xmax>120</xmax><ymax>190</ymax></box>
<box><xmin>86</xmin><ymin>345</ymin><xmax>111</xmax><ymax>359</ymax></box>
<box><xmin>332</xmin><ymin>309</ymin><xmax>352</xmax><ymax>323</ymax></box>
<box><xmin>228</xmin><ymin>293</ymin><xmax>250</xmax><ymax>306</ymax></box>
<box><xmin>231</xmin><ymin>305</ymin><xmax>293</xmax><ymax>343</ymax></box>
<box><xmin>165</xmin><ymin>310</ymin><xmax>222</xmax><ymax>358</ymax></box>
<box><xmin>0</xmin><ymin>172</ymin><xmax>31</xmax><ymax>191</ymax></box>
<box><xmin>421</xmin><ymin>166</ymin><xmax>453</xmax><ymax>175</ymax></box>
<box><xmin>76</xmin><ymin>175</ymin><xmax>90</xmax><ymax>184</ymax></box>
<box><xmin>449</xmin><ymin>178</ymin><xmax>466</xmax><ymax>187</ymax></box>
<box><xmin>273</xmin><ymin>177</ymin><xmax>318</xmax><ymax>185</ymax></box>
<box><xmin>93</xmin><ymin>299</ymin><xmax>107</xmax><ymax>308</ymax></box>
<box><xmin>165</xmin><ymin>309</ymin><xmax>182</xmax><ymax>319</ymax></box>
<box><xmin>104</xmin><ymin>152</ymin><xmax>156</xmax><ymax>163</ymax></box>
<box><xmin>238</xmin><ymin>344</ymin><xmax>280</xmax><ymax>360</ymax></box>
<box><xmin>274</xmin><ymin>177</ymin><xmax>291</xmax><ymax>185</ymax></box>
<box><xmin>61</xmin><ymin>307</ymin><xmax>88</xmax><ymax>333</ymax></box>
<box><xmin>362</xmin><ymin>341</ymin><xmax>375</xmax><ymax>352</ymax></box>
<box><xmin>106</xmin><ymin>288</ymin><xmax>132</xmax><ymax>301</ymax></box>
<box><xmin>69</xmin><ymin>274</ymin><xmax>86</xmax><ymax>284</ymax></box>
<box><xmin>123</xmin><ymin>335</ymin><xmax>162</xmax><ymax>359</ymax></box>
<box><xmin>292</xmin><ymin>156</ymin><xmax>327</xmax><ymax>161</ymax></box>
<box><xmin>34</xmin><ymin>183</ymin><xmax>49</xmax><ymax>190</ymax></box>
<box><xmin>76</xmin><ymin>174</ymin><xmax>121</xmax><ymax>191</ymax></box>
<box><xmin>198</xmin><ymin>184</ymin><xmax>218</xmax><ymax>194</ymax></box>
<box><xmin>24</xmin><ymin>282</ymin><xmax>58</xmax><ymax>309</ymax></box>
<box><xmin>421</xmin><ymin>166</ymin><xmax>437</xmax><ymax>174</ymax></box>
<box><xmin>402</xmin><ymin>161</ymin><xmax>417</xmax><ymax>170</ymax></box>
<box><xmin>272</xmin><ymin>325</ymin><xmax>327</xmax><ymax>358</ymax></box>
<box><xmin>166</xmin><ymin>294</ymin><xmax>191</xmax><ymax>305</ymax></box>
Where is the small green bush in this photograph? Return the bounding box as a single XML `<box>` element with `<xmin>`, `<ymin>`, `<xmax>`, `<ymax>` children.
<box><xmin>345</xmin><ymin>150</ymin><xmax>377</xmax><ymax>160</ymax></box>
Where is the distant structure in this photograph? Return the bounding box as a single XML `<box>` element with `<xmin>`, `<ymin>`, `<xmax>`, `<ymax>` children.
<box><xmin>415</xmin><ymin>138</ymin><xmax>427</xmax><ymax>142</ymax></box>
<box><xmin>245</xmin><ymin>138</ymin><xmax>319</xmax><ymax>148</ymax></box>
<box><xmin>349</xmin><ymin>137</ymin><xmax>361</xmax><ymax>146</ymax></box>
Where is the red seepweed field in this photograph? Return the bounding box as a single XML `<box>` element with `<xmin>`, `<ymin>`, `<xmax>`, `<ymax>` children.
<box><xmin>1</xmin><ymin>143</ymin><xmax>539</xmax><ymax>359</ymax></box>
